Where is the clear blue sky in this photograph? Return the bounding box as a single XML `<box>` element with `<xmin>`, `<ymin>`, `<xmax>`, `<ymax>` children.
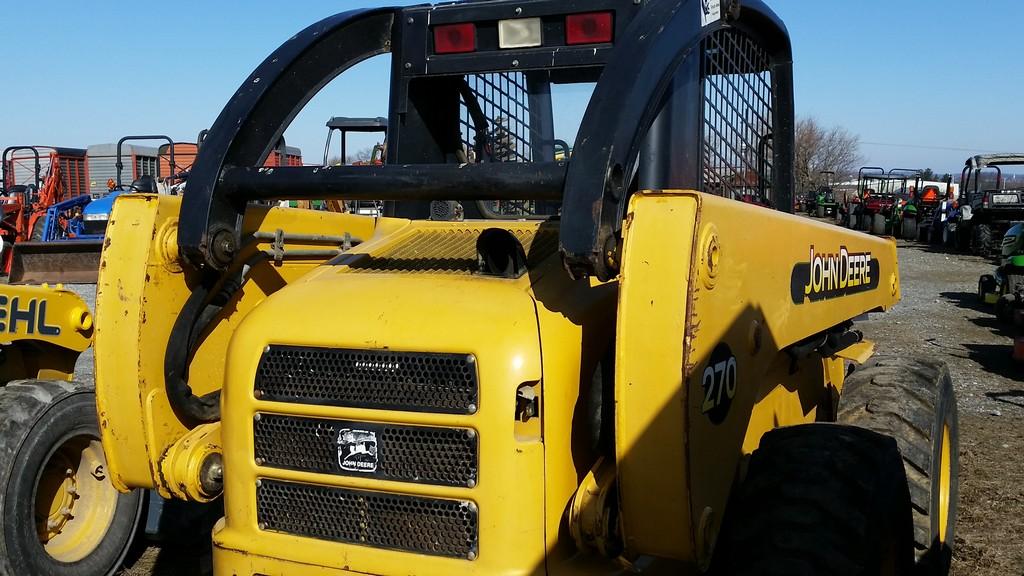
<box><xmin>1</xmin><ymin>1</ymin><xmax>1020</xmax><ymax>175</ymax></box>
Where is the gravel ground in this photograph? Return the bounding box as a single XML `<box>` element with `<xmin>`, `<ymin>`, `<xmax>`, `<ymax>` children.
<box><xmin>66</xmin><ymin>239</ymin><xmax>1023</xmax><ymax>575</ymax></box>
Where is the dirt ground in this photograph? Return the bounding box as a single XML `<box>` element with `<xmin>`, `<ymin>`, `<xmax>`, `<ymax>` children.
<box><xmin>73</xmin><ymin>238</ymin><xmax>1023</xmax><ymax>575</ymax></box>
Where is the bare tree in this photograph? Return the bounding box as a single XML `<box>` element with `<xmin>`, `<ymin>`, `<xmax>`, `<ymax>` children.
<box><xmin>795</xmin><ymin>117</ymin><xmax>863</xmax><ymax>193</ymax></box>
<box><xmin>346</xmin><ymin>147</ymin><xmax>375</xmax><ymax>164</ymax></box>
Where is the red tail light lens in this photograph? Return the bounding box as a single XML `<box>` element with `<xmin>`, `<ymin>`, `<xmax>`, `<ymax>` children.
<box><xmin>566</xmin><ymin>12</ymin><xmax>614</xmax><ymax>45</ymax></box>
<box><xmin>434</xmin><ymin>23</ymin><xmax>477</xmax><ymax>54</ymax></box>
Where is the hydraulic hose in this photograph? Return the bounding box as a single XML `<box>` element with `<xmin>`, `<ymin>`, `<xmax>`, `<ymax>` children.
<box><xmin>164</xmin><ymin>280</ymin><xmax>221</xmax><ymax>424</ymax></box>
<box><xmin>164</xmin><ymin>265</ymin><xmax>250</xmax><ymax>424</ymax></box>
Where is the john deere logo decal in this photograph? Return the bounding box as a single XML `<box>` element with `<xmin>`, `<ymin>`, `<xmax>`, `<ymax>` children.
<box><xmin>791</xmin><ymin>246</ymin><xmax>879</xmax><ymax>304</ymax></box>
<box><xmin>337</xmin><ymin>429</ymin><xmax>378</xmax><ymax>473</ymax></box>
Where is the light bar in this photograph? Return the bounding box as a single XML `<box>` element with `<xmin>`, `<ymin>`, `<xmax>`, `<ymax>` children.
<box><xmin>566</xmin><ymin>12</ymin><xmax>614</xmax><ymax>45</ymax></box>
<box><xmin>434</xmin><ymin>23</ymin><xmax>477</xmax><ymax>54</ymax></box>
<box><xmin>498</xmin><ymin>17</ymin><xmax>543</xmax><ymax>49</ymax></box>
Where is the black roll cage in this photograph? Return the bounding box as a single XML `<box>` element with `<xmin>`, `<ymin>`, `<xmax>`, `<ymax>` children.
<box><xmin>323</xmin><ymin>116</ymin><xmax>388</xmax><ymax>166</ymax></box>
<box><xmin>181</xmin><ymin>0</ymin><xmax>793</xmax><ymax>280</ymax></box>
<box><xmin>116</xmin><ymin>135</ymin><xmax>175</xmax><ymax>189</ymax></box>
<box><xmin>959</xmin><ymin>155</ymin><xmax>1024</xmax><ymax>200</ymax></box>
<box><xmin>1</xmin><ymin>146</ymin><xmax>44</xmax><ymax>191</ymax></box>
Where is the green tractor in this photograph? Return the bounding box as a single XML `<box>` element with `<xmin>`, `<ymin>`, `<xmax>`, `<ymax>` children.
<box><xmin>978</xmin><ymin>222</ymin><xmax>1024</xmax><ymax>322</ymax></box>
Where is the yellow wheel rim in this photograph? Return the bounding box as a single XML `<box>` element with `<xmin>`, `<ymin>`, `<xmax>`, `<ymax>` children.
<box><xmin>938</xmin><ymin>423</ymin><xmax>952</xmax><ymax>542</ymax></box>
<box><xmin>34</xmin><ymin>435</ymin><xmax>118</xmax><ymax>563</ymax></box>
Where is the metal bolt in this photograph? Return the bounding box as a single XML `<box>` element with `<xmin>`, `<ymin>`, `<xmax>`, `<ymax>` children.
<box><xmin>254</xmin><ymin>413</ymin><xmax>262</xmax><ymax>422</ymax></box>
<box><xmin>255</xmin><ymin>457</ymin><xmax>265</xmax><ymax>466</ymax></box>
<box><xmin>255</xmin><ymin>479</ymin><xmax>263</xmax><ymax>488</ymax></box>
<box><xmin>467</xmin><ymin>502</ymin><xmax>478</xmax><ymax>513</ymax></box>
<box><xmin>254</xmin><ymin>389</ymin><xmax>263</xmax><ymax>399</ymax></box>
<box><xmin>258</xmin><ymin>522</ymin><xmax>267</xmax><ymax>530</ymax></box>
<box><xmin>466</xmin><ymin>429</ymin><xmax>476</xmax><ymax>440</ymax></box>
<box><xmin>514</xmin><ymin>7</ymin><xmax>522</xmax><ymax>15</ymax></box>
<box><xmin>467</xmin><ymin>403</ymin><xmax>477</xmax><ymax>414</ymax></box>
<box><xmin>407</xmin><ymin>17</ymin><xmax>414</xmax><ymax>24</ymax></box>
<box><xmin>511</xmin><ymin>59</ymin><xmax>520</xmax><ymax>67</ymax></box>
<box><xmin>264</xmin><ymin>345</ymin><xmax>271</xmax><ymax>354</ymax></box>
<box><xmin>467</xmin><ymin>550</ymin><xmax>477</xmax><ymax>561</ymax></box>
<box><xmin>404</xmin><ymin>62</ymin><xmax>412</xmax><ymax>69</ymax></box>
<box><xmin>467</xmin><ymin>479</ymin><xmax>476</xmax><ymax>488</ymax></box>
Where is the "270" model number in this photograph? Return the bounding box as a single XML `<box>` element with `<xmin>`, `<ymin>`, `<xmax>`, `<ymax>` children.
<box><xmin>700</xmin><ymin>343</ymin><xmax>737</xmax><ymax>424</ymax></box>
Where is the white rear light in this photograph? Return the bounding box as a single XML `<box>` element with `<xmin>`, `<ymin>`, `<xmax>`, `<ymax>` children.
<box><xmin>498</xmin><ymin>17</ymin><xmax>543</xmax><ymax>49</ymax></box>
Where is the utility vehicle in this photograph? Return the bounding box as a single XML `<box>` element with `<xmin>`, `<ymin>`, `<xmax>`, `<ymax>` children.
<box><xmin>951</xmin><ymin>154</ymin><xmax>1024</xmax><ymax>257</ymax></box>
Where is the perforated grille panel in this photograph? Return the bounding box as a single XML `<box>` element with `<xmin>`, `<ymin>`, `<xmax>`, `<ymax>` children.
<box><xmin>701</xmin><ymin>27</ymin><xmax>774</xmax><ymax>205</ymax></box>
<box><xmin>257</xmin><ymin>480</ymin><xmax>478</xmax><ymax>559</ymax></box>
<box><xmin>255</xmin><ymin>346</ymin><xmax>478</xmax><ymax>414</ymax></box>
<box><xmin>344</xmin><ymin>226</ymin><xmax>558</xmax><ymax>275</ymax></box>
<box><xmin>254</xmin><ymin>415</ymin><xmax>478</xmax><ymax>487</ymax></box>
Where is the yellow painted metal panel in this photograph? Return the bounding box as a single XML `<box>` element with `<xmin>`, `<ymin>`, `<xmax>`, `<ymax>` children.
<box><xmin>614</xmin><ymin>193</ymin><xmax>699</xmax><ymax>561</ymax></box>
<box><xmin>0</xmin><ymin>283</ymin><xmax>92</xmax><ymax>383</ymax></box>
<box><xmin>218</xmin><ymin>272</ymin><xmax>548</xmax><ymax>575</ymax></box>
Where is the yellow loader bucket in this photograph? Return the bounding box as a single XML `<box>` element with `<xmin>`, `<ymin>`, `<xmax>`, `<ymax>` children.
<box><xmin>8</xmin><ymin>240</ymin><xmax>103</xmax><ymax>284</ymax></box>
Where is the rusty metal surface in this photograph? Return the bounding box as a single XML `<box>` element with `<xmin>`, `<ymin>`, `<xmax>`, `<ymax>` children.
<box><xmin>9</xmin><ymin>240</ymin><xmax>103</xmax><ymax>284</ymax></box>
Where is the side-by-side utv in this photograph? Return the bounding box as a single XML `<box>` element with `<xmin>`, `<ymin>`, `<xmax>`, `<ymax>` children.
<box><xmin>951</xmin><ymin>154</ymin><xmax>1024</xmax><ymax>257</ymax></box>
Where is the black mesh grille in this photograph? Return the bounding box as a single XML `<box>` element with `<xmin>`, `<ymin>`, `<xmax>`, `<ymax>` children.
<box><xmin>461</xmin><ymin>72</ymin><xmax>532</xmax><ymax>164</ymax></box>
<box><xmin>254</xmin><ymin>415</ymin><xmax>478</xmax><ymax>487</ymax></box>
<box><xmin>257</xmin><ymin>480</ymin><xmax>478</xmax><ymax>559</ymax></box>
<box><xmin>700</xmin><ymin>27</ymin><xmax>775</xmax><ymax>206</ymax></box>
<box><xmin>256</xmin><ymin>347</ymin><xmax>478</xmax><ymax>414</ymax></box>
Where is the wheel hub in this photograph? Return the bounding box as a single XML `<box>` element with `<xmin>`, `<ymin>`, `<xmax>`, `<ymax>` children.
<box><xmin>34</xmin><ymin>435</ymin><xmax>118</xmax><ymax>563</ymax></box>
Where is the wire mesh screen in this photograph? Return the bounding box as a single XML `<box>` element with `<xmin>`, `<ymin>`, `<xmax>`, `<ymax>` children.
<box><xmin>460</xmin><ymin>72</ymin><xmax>532</xmax><ymax>164</ymax></box>
<box><xmin>701</xmin><ymin>28</ymin><xmax>774</xmax><ymax>206</ymax></box>
<box><xmin>457</xmin><ymin>72</ymin><xmax>558</xmax><ymax>218</ymax></box>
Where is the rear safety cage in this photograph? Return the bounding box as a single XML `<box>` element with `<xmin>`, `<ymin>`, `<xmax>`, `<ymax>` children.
<box><xmin>179</xmin><ymin>0</ymin><xmax>793</xmax><ymax>280</ymax></box>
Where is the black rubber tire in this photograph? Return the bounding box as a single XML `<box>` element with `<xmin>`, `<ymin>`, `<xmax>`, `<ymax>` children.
<box><xmin>871</xmin><ymin>213</ymin><xmax>888</xmax><ymax>235</ymax></box>
<box><xmin>901</xmin><ymin>217</ymin><xmax>918</xmax><ymax>241</ymax></box>
<box><xmin>955</xmin><ymin>224</ymin><xmax>971</xmax><ymax>251</ymax></box>
<box><xmin>978</xmin><ymin>274</ymin><xmax>997</xmax><ymax>304</ymax></box>
<box><xmin>712</xmin><ymin>424</ymin><xmax>915</xmax><ymax>576</ymax></box>
<box><xmin>995</xmin><ymin>294</ymin><xmax>1017</xmax><ymax>324</ymax></box>
<box><xmin>970</xmin><ymin>223</ymin><xmax>994</xmax><ymax>257</ymax></box>
<box><xmin>838</xmin><ymin>357</ymin><xmax>958</xmax><ymax>575</ymax></box>
<box><xmin>0</xmin><ymin>380</ymin><xmax>144</xmax><ymax>576</ymax></box>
